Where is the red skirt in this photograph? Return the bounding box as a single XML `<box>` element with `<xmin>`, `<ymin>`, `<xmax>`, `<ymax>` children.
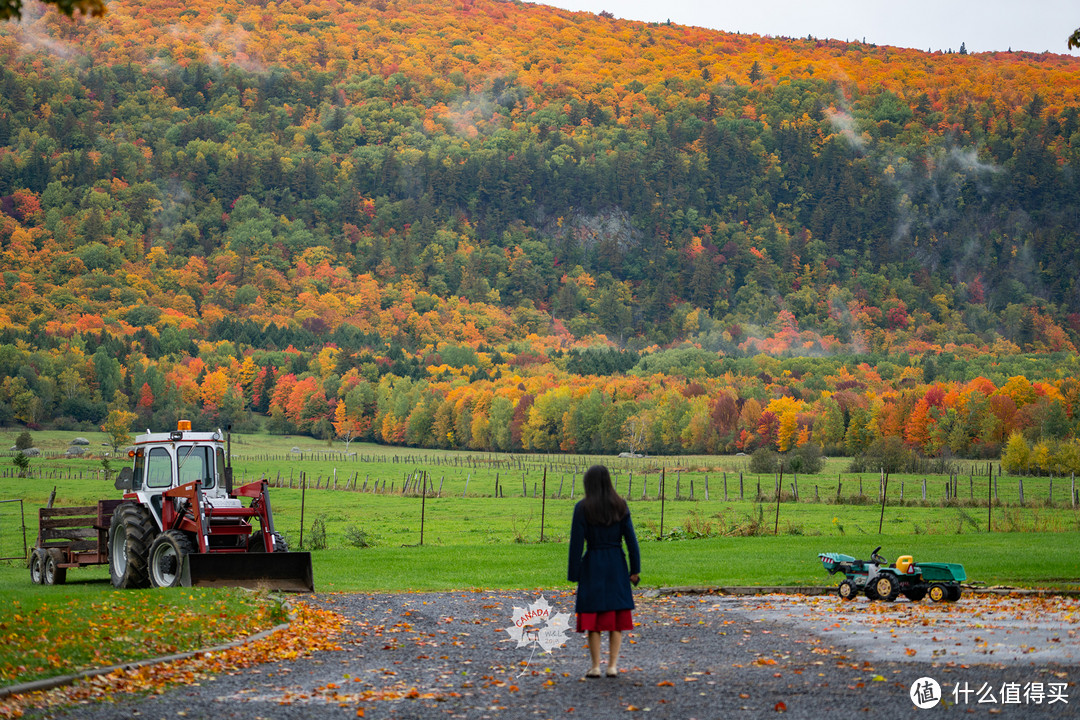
<box><xmin>576</xmin><ymin>609</ymin><xmax>633</xmax><ymax>632</ymax></box>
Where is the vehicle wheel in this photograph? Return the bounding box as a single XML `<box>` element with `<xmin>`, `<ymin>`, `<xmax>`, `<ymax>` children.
<box><xmin>148</xmin><ymin>530</ymin><xmax>195</xmax><ymax>588</ymax></box>
<box><xmin>44</xmin><ymin>549</ymin><xmax>67</xmax><ymax>585</ymax></box>
<box><xmin>248</xmin><ymin>530</ymin><xmax>289</xmax><ymax>552</ymax></box>
<box><xmin>946</xmin><ymin>585</ymin><xmax>962</xmax><ymax>602</ymax></box>
<box><xmin>29</xmin><ymin>548</ymin><xmax>45</xmax><ymax>584</ymax></box>
<box><xmin>838</xmin><ymin>579</ymin><xmax>858</xmax><ymax>600</ymax></box>
<box><xmin>904</xmin><ymin>587</ymin><xmax>927</xmax><ymax>602</ymax></box>
<box><xmin>928</xmin><ymin>583</ymin><xmax>948</xmax><ymax>603</ymax></box>
<box><xmin>863</xmin><ymin>582</ymin><xmax>880</xmax><ymax>601</ymax></box>
<box><xmin>873</xmin><ymin>574</ymin><xmax>899</xmax><ymax>602</ymax></box>
<box><xmin>108</xmin><ymin>502</ymin><xmax>156</xmax><ymax>589</ymax></box>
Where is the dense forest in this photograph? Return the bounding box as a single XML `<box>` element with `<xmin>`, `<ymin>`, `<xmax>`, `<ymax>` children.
<box><xmin>2</xmin><ymin>0</ymin><xmax>1080</xmax><ymax>464</ymax></box>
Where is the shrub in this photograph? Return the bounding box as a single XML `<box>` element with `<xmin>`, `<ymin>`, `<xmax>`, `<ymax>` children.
<box><xmin>848</xmin><ymin>436</ymin><xmax>914</xmax><ymax>474</ymax></box>
<box><xmin>785</xmin><ymin>443</ymin><xmax>824</xmax><ymax>474</ymax></box>
<box><xmin>749</xmin><ymin>447</ymin><xmax>778</xmax><ymax>474</ymax></box>
<box><xmin>751</xmin><ymin>444</ymin><xmax>824</xmax><ymax>474</ymax></box>
<box><xmin>344</xmin><ymin>525</ymin><xmax>375</xmax><ymax>548</ymax></box>
<box><xmin>14</xmin><ymin>431</ymin><xmax>32</xmax><ymax>450</ymax></box>
<box><xmin>307</xmin><ymin>516</ymin><xmax>328</xmax><ymax>550</ymax></box>
<box><xmin>12</xmin><ymin>452</ymin><xmax>30</xmax><ymax>477</ymax></box>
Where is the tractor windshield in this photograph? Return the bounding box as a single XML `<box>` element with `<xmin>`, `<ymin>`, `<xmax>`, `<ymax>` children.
<box><xmin>177</xmin><ymin>445</ymin><xmax>218</xmax><ymax>489</ymax></box>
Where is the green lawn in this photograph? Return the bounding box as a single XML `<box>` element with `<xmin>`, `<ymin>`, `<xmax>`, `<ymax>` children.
<box><xmin>0</xmin><ymin>573</ymin><xmax>286</xmax><ymax>686</ymax></box>
<box><xmin>302</xmin><ymin>531</ymin><xmax>1080</xmax><ymax>592</ymax></box>
<box><xmin>5</xmin><ymin>530</ymin><xmax>1077</xmax><ymax>596</ymax></box>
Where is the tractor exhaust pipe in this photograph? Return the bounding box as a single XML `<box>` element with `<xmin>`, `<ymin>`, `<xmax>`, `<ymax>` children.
<box><xmin>225</xmin><ymin>424</ymin><xmax>234</xmax><ymax>496</ymax></box>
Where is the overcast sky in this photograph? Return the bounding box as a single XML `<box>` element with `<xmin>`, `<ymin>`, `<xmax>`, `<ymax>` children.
<box><xmin>530</xmin><ymin>1</ymin><xmax>1079</xmax><ymax>55</ymax></box>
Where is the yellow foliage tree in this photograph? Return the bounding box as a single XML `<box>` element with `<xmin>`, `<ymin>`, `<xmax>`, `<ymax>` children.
<box><xmin>101</xmin><ymin>409</ymin><xmax>137</xmax><ymax>455</ymax></box>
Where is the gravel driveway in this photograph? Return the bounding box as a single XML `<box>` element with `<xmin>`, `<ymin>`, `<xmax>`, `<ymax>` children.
<box><xmin>28</xmin><ymin>590</ymin><xmax>1078</xmax><ymax>719</ymax></box>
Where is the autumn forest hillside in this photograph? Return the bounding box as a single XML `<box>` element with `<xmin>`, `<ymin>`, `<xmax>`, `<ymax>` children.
<box><xmin>2</xmin><ymin>0</ymin><xmax>1080</xmax><ymax>463</ymax></box>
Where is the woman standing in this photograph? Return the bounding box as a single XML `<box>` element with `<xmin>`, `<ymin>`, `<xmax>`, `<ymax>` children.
<box><xmin>567</xmin><ymin>465</ymin><xmax>641</xmax><ymax>678</ymax></box>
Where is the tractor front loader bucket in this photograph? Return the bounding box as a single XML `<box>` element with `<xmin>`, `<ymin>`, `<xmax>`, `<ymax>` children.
<box><xmin>180</xmin><ymin>552</ymin><xmax>314</xmax><ymax>592</ymax></box>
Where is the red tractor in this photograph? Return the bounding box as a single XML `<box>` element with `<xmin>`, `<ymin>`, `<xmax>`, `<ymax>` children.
<box><xmin>31</xmin><ymin>422</ymin><xmax>313</xmax><ymax>592</ymax></box>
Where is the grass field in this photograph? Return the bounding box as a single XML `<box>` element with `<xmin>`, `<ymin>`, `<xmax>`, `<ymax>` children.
<box><xmin>2</xmin><ymin>427</ymin><xmax>1078</xmax><ymax>590</ymax></box>
<box><xmin>3</xmin><ymin>429</ymin><xmax>1078</xmax><ymax>560</ymax></box>
<box><xmin>2</xmin><ymin>427</ymin><xmax>1079</xmax><ymax>688</ymax></box>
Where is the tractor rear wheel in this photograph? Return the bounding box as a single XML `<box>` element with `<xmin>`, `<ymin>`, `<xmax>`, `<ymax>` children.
<box><xmin>109</xmin><ymin>502</ymin><xmax>156</xmax><ymax>589</ymax></box>
<box><xmin>838</xmin><ymin>580</ymin><xmax>858</xmax><ymax>600</ymax></box>
<box><xmin>248</xmin><ymin>531</ymin><xmax>289</xmax><ymax>552</ymax></box>
<box><xmin>44</xmin><ymin>549</ymin><xmax>67</xmax><ymax>585</ymax></box>
<box><xmin>928</xmin><ymin>583</ymin><xmax>948</xmax><ymax>602</ymax></box>
<box><xmin>873</xmin><ymin>574</ymin><xmax>900</xmax><ymax>602</ymax></box>
<box><xmin>29</xmin><ymin>548</ymin><xmax>45</xmax><ymax>584</ymax></box>
<box><xmin>148</xmin><ymin>530</ymin><xmax>195</xmax><ymax>588</ymax></box>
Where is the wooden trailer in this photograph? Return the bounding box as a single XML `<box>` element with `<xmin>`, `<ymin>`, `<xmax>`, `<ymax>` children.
<box><xmin>30</xmin><ymin>499</ymin><xmax>123</xmax><ymax>585</ymax></box>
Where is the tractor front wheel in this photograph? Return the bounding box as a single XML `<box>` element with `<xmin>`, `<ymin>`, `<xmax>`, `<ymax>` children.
<box><xmin>29</xmin><ymin>548</ymin><xmax>45</xmax><ymax>584</ymax></box>
<box><xmin>109</xmin><ymin>502</ymin><xmax>156</xmax><ymax>589</ymax></box>
<box><xmin>928</xmin><ymin>583</ymin><xmax>948</xmax><ymax>603</ymax></box>
<box><xmin>43</xmin><ymin>549</ymin><xmax>66</xmax><ymax>585</ymax></box>
<box><xmin>904</xmin><ymin>587</ymin><xmax>927</xmax><ymax>602</ymax></box>
<box><xmin>838</xmin><ymin>580</ymin><xmax>858</xmax><ymax>600</ymax></box>
<box><xmin>873</xmin><ymin>574</ymin><xmax>900</xmax><ymax>602</ymax></box>
<box><xmin>248</xmin><ymin>531</ymin><xmax>289</xmax><ymax>553</ymax></box>
<box><xmin>148</xmin><ymin>530</ymin><xmax>196</xmax><ymax>588</ymax></box>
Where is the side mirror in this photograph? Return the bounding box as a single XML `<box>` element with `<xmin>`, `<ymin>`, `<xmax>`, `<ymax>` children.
<box><xmin>115</xmin><ymin>466</ymin><xmax>133</xmax><ymax>491</ymax></box>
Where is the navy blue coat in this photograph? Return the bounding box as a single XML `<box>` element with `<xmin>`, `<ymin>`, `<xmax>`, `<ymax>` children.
<box><xmin>567</xmin><ymin>501</ymin><xmax>641</xmax><ymax>613</ymax></box>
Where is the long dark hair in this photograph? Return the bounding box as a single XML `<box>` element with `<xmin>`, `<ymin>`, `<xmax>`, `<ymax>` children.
<box><xmin>581</xmin><ymin>465</ymin><xmax>628</xmax><ymax>526</ymax></box>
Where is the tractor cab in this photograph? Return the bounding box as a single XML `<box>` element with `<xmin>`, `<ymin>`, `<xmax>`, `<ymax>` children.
<box><xmin>118</xmin><ymin>421</ymin><xmax>240</xmax><ymax>533</ymax></box>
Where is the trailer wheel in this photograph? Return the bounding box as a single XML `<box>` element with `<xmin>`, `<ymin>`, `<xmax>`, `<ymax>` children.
<box><xmin>928</xmin><ymin>583</ymin><xmax>948</xmax><ymax>603</ymax></box>
<box><xmin>44</xmin><ymin>549</ymin><xmax>67</xmax><ymax>585</ymax></box>
<box><xmin>873</xmin><ymin>574</ymin><xmax>899</xmax><ymax>602</ymax></box>
<box><xmin>837</xmin><ymin>580</ymin><xmax>858</xmax><ymax>600</ymax></box>
<box><xmin>148</xmin><ymin>530</ymin><xmax>195</xmax><ymax>588</ymax></box>
<box><xmin>109</xmin><ymin>502</ymin><xmax>155</xmax><ymax>589</ymax></box>
<box><xmin>248</xmin><ymin>531</ymin><xmax>289</xmax><ymax>552</ymax></box>
<box><xmin>29</xmin><ymin>548</ymin><xmax>45</xmax><ymax>584</ymax></box>
<box><xmin>946</xmin><ymin>585</ymin><xmax>962</xmax><ymax>602</ymax></box>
